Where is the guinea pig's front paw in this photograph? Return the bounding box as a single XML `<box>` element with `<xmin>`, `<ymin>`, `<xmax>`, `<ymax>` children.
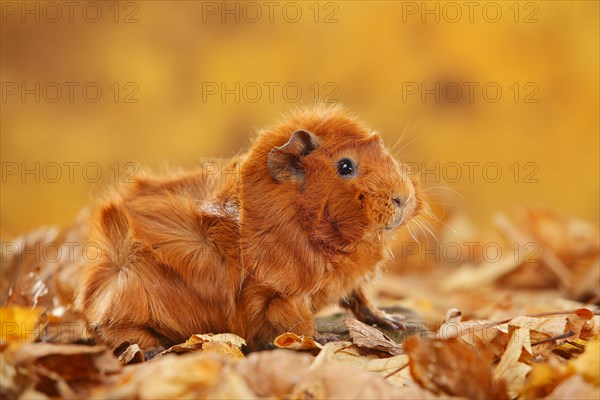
<box><xmin>315</xmin><ymin>332</ymin><xmax>340</xmax><ymax>345</ymax></box>
<box><xmin>366</xmin><ymin>312</ymin><xmax>406</xmax><ymax>331</ymax></box>
<box><xmin>144</xmin><ymin>345</ymin><xmax>167</xmax><ymax>360</ymax></box>
<box><xmin>256</xmin><ymin>342</ymin><xmax>277</xmax><ymax>351</ymax></box>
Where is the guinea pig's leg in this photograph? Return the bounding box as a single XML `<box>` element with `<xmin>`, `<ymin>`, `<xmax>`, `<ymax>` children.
<box><xmin>340</xmin><ymin>286</ymin><xmax>405</xmax><ymax>330</ymax></box>
<box><xmin>266</xmin><ymin>295</ymin><xmax>314</xmax><ymax>337</ymax></box>
<box><xmin>93</xmin><ymin>323</ymin><xmax>168</xmax><ymax>351</ymax></box>
<box><xmin>241</xmin><ymin>289</ymin><xmax>314</xmax><ymax>350</ymax></box>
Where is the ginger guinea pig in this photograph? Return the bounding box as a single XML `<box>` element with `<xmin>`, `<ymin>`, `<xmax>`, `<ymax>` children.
<box><xmin>75</xmin><ymin>104</ymin><xmax>424</xmax><ymax>351</ymax></box>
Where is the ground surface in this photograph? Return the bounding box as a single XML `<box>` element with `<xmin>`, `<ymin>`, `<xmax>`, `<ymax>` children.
<box><xmin>1</xmin><ymin>206</ymin><xmax>599</xmax><ymax>399</ymax></box>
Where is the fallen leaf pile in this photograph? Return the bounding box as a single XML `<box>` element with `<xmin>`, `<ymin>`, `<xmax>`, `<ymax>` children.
<box><xmin>1</xmin><ymin>206</ymin><xmax>599</xmax><ymax>399</ymax></box>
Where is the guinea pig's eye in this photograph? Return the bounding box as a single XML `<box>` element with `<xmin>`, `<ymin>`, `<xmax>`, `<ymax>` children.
<box><xmin>336</xmin><ymin>158</ymin><xmax>357</xmax><ymax>177</ymax></box>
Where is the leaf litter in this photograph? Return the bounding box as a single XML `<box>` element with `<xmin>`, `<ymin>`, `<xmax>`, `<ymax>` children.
<box><xmin>1</xmin><ymin>206</ymin><xmax>598</xmax><ymax>399</ymax></box>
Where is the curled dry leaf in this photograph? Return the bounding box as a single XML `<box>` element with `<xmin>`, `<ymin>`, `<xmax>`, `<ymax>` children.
<box><xmin>444</xmin><ymin>308</ymin><xmax>462</xmax><ymax>324</ymax></box>
<box><xmin>566</xmin><ymin>308</ymin><xmax>595</xmax><ymax>340</ymax></box>
<box><xmin>492</xmin><ymin>325</ymin><xmax>532</xmax><ymax>399</ymax></box>
<box><xmin>155</xmin><ymin>333</ymin><xmax>245</xmax><ymax>360</ymax></box>
<box><xmin>115</xmin><ymin>343</ymin><xmax>144</xmax><ymax>365</ymax></box>
<box><xmin>274</xmin><ymin>332</ymin><xmax>323</xmax><ymax>351</ymax></box>
<box><xmin>405</xmin><ymin>334</ymin><xmax>508</xmax><ymax>399</ymax></box>
<box><xmin>344</xmin><ymin>317</ymin><xmax>403</xmax><ymax>355</ymax></box>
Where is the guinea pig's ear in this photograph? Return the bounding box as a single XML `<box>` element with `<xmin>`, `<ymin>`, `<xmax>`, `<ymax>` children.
<box><xmin>268</xmin><ymin>129</ymin><xmax>320</xmax><ymax>183</ymax></box>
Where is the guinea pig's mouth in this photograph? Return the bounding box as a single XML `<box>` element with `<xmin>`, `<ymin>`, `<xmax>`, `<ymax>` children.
<box><xmin>383</xmin><ymin>193</ymin><xmax>417</xmax><ymax>231</ymax></box>
<box><xmin>384</xmin><ymin>216</ymin><xmax>405</xmax><ymax>231</ymax></box>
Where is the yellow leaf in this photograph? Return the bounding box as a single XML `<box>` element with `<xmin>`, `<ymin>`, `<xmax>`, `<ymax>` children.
<box><xmin>570</xmin><ymin>337</ymin><xmax>600</xmax><ymax>385</ymax></box>
<box><xmin>0</xmin><ymin>306</ymin><xmax>40</xmax><ymax>346</ymax></box>
<box><xmin>202</xmin><ymin>341</ymin><xmax>245</xmax><ymax>360</ymax></box>
<box><xmin>492</xmin><ymin>326</ymin><xmax>532</xmax><ymax>399</ymax></box>
<box><xmin>273</xmin><ymin>332</ymin><xmax>322</xmax><ymax>351</ymax></box>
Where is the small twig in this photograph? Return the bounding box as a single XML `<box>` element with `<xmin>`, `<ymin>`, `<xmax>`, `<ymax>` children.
<box><xmin>492</xmin><ymin>309</ymin><xmax>599</xmax><ymax>326</ymax></box>
<box><xmin>333</xmin><ymin>343</ymin><xmax>363</xmax><ymax>357</ymax></box>
<box><xmin>530</xmin><ymin>330</ymin><xmax>575</xmax><ymax>347</ymax></box>
<box><xmin>384</xmin><ymin>362</ymin><xmax>409</xmax><ymax>379</ymax></box>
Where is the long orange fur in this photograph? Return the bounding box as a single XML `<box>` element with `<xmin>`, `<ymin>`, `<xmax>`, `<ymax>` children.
<box><xmin>75</xmin><ymin>105</ymin><xmax>423</xmax><ymax>350</ymax></box>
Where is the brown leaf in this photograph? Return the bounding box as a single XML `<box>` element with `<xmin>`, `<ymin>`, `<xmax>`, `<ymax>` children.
<box><xmin>518</xmin><ymin>208</ymin><xmax>600</xmax><ymax>264</ymax></box>
<box><xmin>311</xmin><ymin>341</ymin><xmax>379</xmax><ymax>371</ymax></box>
<box><xmin>492</xmin><ymin>325</ymin><xmax>532</xmax><ymax>399</ymax></box>
<box><xmin>236</xmin><ymin>349</ymin><xmax>312</xmax><ymax>398</ymax></box>
<box><xmin>6</xmin><ymin>270</ymin><xmax>48</xmax><ymax>308</ymax></box>
<box><xmin>2</xmin><ymin>215</ymin><xmax>89</xmax><ymax>311</ymax></box>
<box><xmin>115</xmin><ymin>343</ymin><xmax>144</xmax><ymax>365</ymax></box>
<box><xmin>9</xmin><ymin>343</ymin><xmax>120</xmax><ymax>397</ymax></box>
<box><xmin>344</xmin><ymin>318</ymin><xmax>403</xmax><ymax>355</ymax></box>
<box><xmin>155</xmin><ymin>333</ymin><xmax>246</xmax><ymax>359</ymax></box>
<box><xmin>274</xmin><ymin>332</ymin><xmax>323</xmax><ymax>351</ymax></box>
<box><xmin>405</xmin><ymin>335</ymin><xmax>508</xmax><ymax>399</ymax></box>
<box><xmin>566</xmin><ymin>308</ymin><xmax>595</xmax><ymax>340</ymax></box>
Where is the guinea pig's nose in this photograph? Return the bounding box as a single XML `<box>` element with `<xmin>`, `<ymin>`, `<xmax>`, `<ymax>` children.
<box><xmin>392</xmin><ymin>196</ymin><xmax>404</xmax><ymax>208</ymax></box>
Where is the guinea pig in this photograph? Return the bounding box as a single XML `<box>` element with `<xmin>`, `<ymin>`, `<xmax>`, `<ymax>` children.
<box><xmin>74</xmin><ymin>104</ymin><xmax>424</xmax><ymax>351</ymax></box>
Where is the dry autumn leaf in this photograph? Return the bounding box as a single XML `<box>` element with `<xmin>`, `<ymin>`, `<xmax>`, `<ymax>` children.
<box><xmin>569</xmin><ymin>336</ymin><xmax>600</xmax><ymax>385</ymax></box>
<box><xmin>492</xmin><ymin>325</ymin><xmax>532</xmax><ymax>399</ymax></box>
<box><xmin>274</xmin><ymin>331</ymin><xmax>323</xmax><ymax>351</ymax></box>
<box><xmin>0</xmin><ymin>306</ymin><xmax>41</xmax><ymax>346</ymax></box>
<box><xmin>344</xmin><ymin>317</ymin><xmax>403</xmax><ymax>355</ymax></box>
<box><xmin>236</xmin><ymin>350</ymin><xmax>313</xmax><ymax>398</ymax></box>
<box><xmin>155</xmin><ymin>333</ymin><xmax>246</xmax><ymax>360</ymax></box>
<box><xmin>114</xmin><ymin>342</ymin><xmax>144</xmax><ymax>365</ymax></box>
<box><xmin>405</xmin><ymin>335</ymin><xmax>509</xmax><ymax>399</ymax></box>
<box><xmin>91</xmin><ymin>352</ymin><xmax>248</xmax><ymax>399</ymax></box>
<box><xmin>546</xmin><ymin>375</ymin><xmax>600</xmax><ymax>400</ymax></box>
<box><xmin>7</xmin><ymin>343</ymin><xmax>121</xmax><ymax>398</ymax></box>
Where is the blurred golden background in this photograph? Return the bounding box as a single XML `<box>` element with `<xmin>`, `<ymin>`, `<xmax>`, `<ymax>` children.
<box><xmin>1</xmin><ymin>0</ymin><xmax>598</xmax><ymax>238</ymax></box>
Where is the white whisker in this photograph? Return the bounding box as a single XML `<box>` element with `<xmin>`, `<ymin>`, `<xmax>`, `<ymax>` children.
<box><xmin>416</xmin><ymin>216</ymin><xmax>439</xmax><ymax>241</ymax></box>
<box><xmin>406</xmin><ymin>221</ymin><xmax>419</xmax><ymax>243</ymax></box>
<box><xmin>391</xmin><ymin>121</ymin><xmax>418</xmax><ymax>154</ymax></box>
<box><xmin>422</xmin><ymin>186</ymin><xmax>465</xmax><ymax>199</ymax></box>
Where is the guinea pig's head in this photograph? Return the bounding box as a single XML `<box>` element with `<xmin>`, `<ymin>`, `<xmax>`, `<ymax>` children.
<box><xmin>266</xmin><ymin>106</ymin><xmax>424</xmax><ymax>254</ymax></box>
